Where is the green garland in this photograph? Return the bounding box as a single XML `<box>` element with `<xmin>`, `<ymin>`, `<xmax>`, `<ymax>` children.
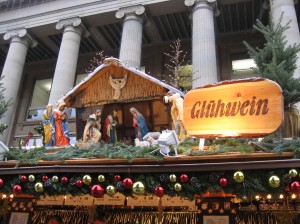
<box><xmin>0</xmin><ymin>169</ymin><xmax>298</xmax><ymax>201</ymax></box>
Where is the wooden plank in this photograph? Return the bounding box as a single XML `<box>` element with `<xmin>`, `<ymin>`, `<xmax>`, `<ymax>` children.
<box><xmin>183</xmin><ymin>78</ymin><xmax>284</xmax><ymax>138</ymax></box>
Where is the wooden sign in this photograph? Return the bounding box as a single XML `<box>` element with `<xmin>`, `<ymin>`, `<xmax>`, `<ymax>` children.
<box><xmin>93</xmin><ymin>193</ymin><xmax>125</xmax><ymax>206</ymax></box>
<box><xmin>183</xmin><ymin>78</ymin><xmax>283</xmax><ymax>138</ymax></box>
<box><xmin>36</xmin><ymin>195</ymin><xmax>64</xmax><ymax>206</ymax></box>
<box><xmin>161</xmin><ymin>195</ymin><xmax>195</xmax><ymax>209</ymax></box>
<box><xmin>64</xmin><ymin>194</ymin><xmax>93</xmax><ymax>206</ymax></box>
<box><xmin>127</xmin><ymin>195</ymin><xmax>158</xmax><ymax>207</ymax></box>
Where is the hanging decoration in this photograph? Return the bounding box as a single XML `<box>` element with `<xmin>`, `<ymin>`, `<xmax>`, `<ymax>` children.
<box><xmin>51</xmin><ymin>176</ymin><xmax>59</xmax><ymax>183</ymax></box>
<box><xmin>269</xmin><ymin>176</ymin><xmax>280</xmax><ymax>188</ymax></box>
<box><xmin>169</xmin><ymin>174</ymin><xmax>177</xmax><ymax>183</ymax></box>
<box><xmin>34</xmin><ymin>182</ymin><xmax>44</xmax><ymax>193</ymax></box>
<box><xmin>28</xmin><ymin>175</ymin><xmax>35</xmax><ymax>182</ymax></box>
<box><xmin>83</xmin><ymin>175</ymin><xmax>92</xmax><ymax>185</ymax></box>
<box><xmin>289</xmin><ymin>169</ymin><xmax>298</xmax><ymax>178</ymax></box>
<box><xmin>91</xmin><ymin>185</ymin><xmax>104</xmax><ymax>198</ymax></box>
<box><xmin>132</xmin><ymin>182</ymin><xmax>145</xmax><ymax>195</ymax></box>
<box><xmin>20</xmin><ymin>175</ymin><xmax>27</xmax><ymax>183</ymax></box>
<box><xmin>106</xmin><ymin>185</ymin><xmax>116</xmax><ymax>196</ymax></box>
<box><xmin>98</xmin><ymin>175</ymin><xmax>105</xmax><ymax>183</ymax></box>
<box><xmin>0</xmin><ymin>169</ymin><xmax>299</xmax><ymax>200</ymax></box>
<box><xmin>233</xmin><ymin>171</ymin><xmax>244</xmax><ymax>183</ymax></box>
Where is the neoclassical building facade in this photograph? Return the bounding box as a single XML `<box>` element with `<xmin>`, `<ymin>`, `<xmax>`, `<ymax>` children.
<box><xmin>0</xmin><ymin>0</ymin><xmax>299</xmax><ymax>145</ymax></box>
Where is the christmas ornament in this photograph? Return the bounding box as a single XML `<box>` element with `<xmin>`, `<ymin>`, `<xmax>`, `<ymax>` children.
<box><xmin>20</xmin><ymin>175</ymin><xmax>27</xmax><ymax>183</ymax></box>
<box><xmin>174</xmin><ymin>183</ymin><xmax>182</xmax><ymax>192</ymax></box>
<box><xmin>61</xmin><ymin>177</ymin><xmax>69</xmax><ymax>185</ymax></box>
<box><xmin>289</xmin><ymin>169</ymin><xmax>298</xmax><ymax>178</ymax></box>
<box><xmin>83</xmin><ymin>175</ymin><xmax>92</xmax><ymax>185</ymax></box>
<box><xmin>290</xmin><ymin>181</ymin><xmax>300</xmax><ymax>193</ymax></box>
<box><xmin>132</xmin><ymin>182</ymin><xmax>145</xmax><ymax>194</ymax></box>
<box><xmin>282</xmin><ymin>174</ymin><xmax>292</xmax><ymax>185</ymax></box>
<box><xmin>106</xmin><ymin>185</ymin><xmax>116</xmax><ymax>196</ymax></box>
<box><xmin>51</xmin><ymin>176</ymin><xmax>59</xmax><ymax>183</ymax></box>
<box><xmin>154</xmin><ymin>186</ymin><xmax>165</xmax><ymax>197</ymax></box>
<box><xmin>209</xmin><ymin>173</ymin><xmax>220</xmax><ymax>183</ymax></box>
<box><xmin>116</xmin><ymin>181</ymin><xmax>125</xmax><ymax>191</ymax></box>
<box><xmin>34</xmin><ymin>182</ymin><xmax>44</xmax><ymax>192</ymax></box>
<box><xmin>219</xmin><ymin>177</ymin><xmax>228</xmax><ymax>187</ymax></box>
<box><xmin>233</xmin><ymin>171</ymin><xmax>244</xmax><ymax>183</ymax></box>
<box><xmin>69</xmin><ymin>178</ymin><xmax>76</xmax><ymax>186</ymax></box>
<box><xmin>91</xmin><ymin>185</ymin><xmax>104</xmax><ymax>198</ymax></box>
<box><xmin>269</xmin><ymin>175</ymin><xmax>280</xmax><ymax>188</ymax></box>
<box><xmin>76</xmin><ymin>180</ymin><xmax>83</xmax><ymax>188</ymax></box>
<box><xmin>13</xmin><ymin>185</ymin><xmax>22</xmax><ymax>194</ymax></box>
<box><xmin>169</xmin><ymin>174</ymin><xmax>177</xmax><ymax>182</ymax></box>
<box><xmin>122</xmin><ymin>178</ymin><xmax>133</xmax><ymax>189</ymax></box>
<box><xmin>44</xmin><ymin>179</ymin><xmax>52</xmax><ymax>187</ymax></box>
<box><xmin>180</xmin><ymin>174</ymin><xmax>189</xmax><ymax>183</ymax></box>
<box><xmin>159</xmin><ymin>174</ymin><xmax>169</xmax><ymax>183</ymax></box>
<box><xmin>98</xmin><ymin>175</ymin><xmax>105</xmax><ymax>183</ymax></box>
<box><xmin>42</xmin><ymin>175</ymin><xmax>49</xmax><ymax>182</ymax></box>
<box><xmin>114</xmin><ymin>175</ymin><xmax>121</xmax><ymax>182</ymax></box>
<box><xmin>0</xmin><ymin>178</ymin><xmax>3</xmax><ymax>188</ymax></box>
<box><xmin>28</xmin><ymin>175</ymin><xmax>35</xmax><ymax>182</ymax></box>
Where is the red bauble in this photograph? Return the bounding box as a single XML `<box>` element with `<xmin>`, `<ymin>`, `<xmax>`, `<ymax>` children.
<box><xmin>0</xmin><ymin>178</ymin><xmax>4</xmax><ymax>188</ymax></box>
<box><xmin>20</xmin><ymin>175</ymin><xmax>27</xmax><ymax>183</ymax></box>
<box><xmin>154</xmin><ymin>186</ymin><xmax>165</xmax><ymax>197</ymax></box>
<box><xmin>180</xmin><ymin>174</ymin><xmax>189</xmax><ymax>183</ymax></box>
<box><xmin>61</xmin><ymin>177</ymin><xmax>69</xmax><ymax>185</ymax></box>
<box><xmin>290</xmin><ymin>181</ymin><xmax>300</xmax><ymax>193</ymax></box>
<box><xmin>91</xmin><ymin>185</ymin><xmax>104</xmax><ymax>198</ymax></box>
<box><xmin>13</xmin><ymin>185</ymin><xmax>22</xmax><ymax>194</ymax></box>
<box><xmin>76</xmin><ymin>180</ymin><xmax>83</xmax><ymax>188</ymax></box>
<box><xmin>114</xmin><ymin>175</ymin><xmax>121</xmax><ymax>182</ymax></box>
<box><xmin>42</xmin><ymin>176</ymin><xmax>49</xmax><ymax>182</ymax></box>
<box><xmin>122</xmin><ymin>178</ymin><xmax>133</xmax><ymax>189</ymax></box>
<box><xmin>219</xmin><ymin>177</ymin><xmax>228</xmax><ymax>187</ymax></box>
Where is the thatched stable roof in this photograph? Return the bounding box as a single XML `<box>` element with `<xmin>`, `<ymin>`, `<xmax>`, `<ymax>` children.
<box><xmin>62</xmin><ymin>58</ymin><xmax>184</xmax><ymax>108</ymax></box>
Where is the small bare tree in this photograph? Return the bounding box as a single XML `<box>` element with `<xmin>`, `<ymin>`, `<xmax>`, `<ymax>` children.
<box><xmin>164</xmin><ymin>39</ymin><xmax>192</xmax><ymax>89</ymax></box>
<box><xmin>85</xmin><ymin>51</ymin><xmax>105</xmax><ymax>74</ymax></box>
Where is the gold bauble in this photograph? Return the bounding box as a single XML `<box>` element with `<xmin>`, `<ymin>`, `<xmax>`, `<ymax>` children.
<box><xmin>174</xmin><ymin>183</ymin><xmax>182</xmax><ymax>192</ymax></box>
<box><xmin>51</xmin><ymin>176</ymin><xmax>59</xmax><ymax>183</ymax></box>
<box><xmin>169</xmin><ymin>174</ymin><xmax>177</xmax><ymax>183</ymax></box>
<box><xmin>83</xmin><ymin>175</ymin><xmax>92</xmax><ymax>185</ymax></box>
<box><xmin>289</xmin><ymin>169</ymin><xmax>298</xmax><ymax>178</ymax></box>
<box><xmin>34</xmin><ymin>182</ymin><xmax>44</xmax><ymax>193</ymax></box>
<box><xmin>28</xmin><ymin>175</ymin><xmax>35</xmax><ymax>182</ymax></box>
<box><xmin>106</xmin><ymin>185</ymin><xmax>116</xmax><ymax>196</ymax></box>
<box><xmin>98</xmin><ymin>175</ymin><xmax>105</xmax><ymax>183</ymax></box>
<box><xmin>233</xmin><ymin>171</ymin><xmax>244</xmax><ymax>183</ymax></box>
<box><xmin>269</xmin><ymin>175</ymin><xmax>280</xmax><ymax>188</ymax></box>
<box><xmin>132</xmin><ymin>182</ymin><xmax>145</xmax><ymax>195</ymax></box>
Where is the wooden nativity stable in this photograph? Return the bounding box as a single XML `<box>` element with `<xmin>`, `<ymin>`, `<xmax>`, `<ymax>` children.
<box><xmin>62</xmin><ymin>57</ymin><xmax>184</xmax><ymax>142</ymax></box>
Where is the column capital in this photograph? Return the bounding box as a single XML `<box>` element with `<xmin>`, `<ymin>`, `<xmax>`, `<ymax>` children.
<box><xmin>185</xmin><ymin>0</ymin><xmax>219</xmax><ymax>16</ymax></box>
<box><xmin>116</xmin><ymin>5</ymin><xmax>145</xmax><ymax>19</ymax></box>
<box><xmin>3</xmin><ymin>28</ymin><xmax>37</xmax><ymax>47</ymax></box>
<box><xmin>56</xmin><ymin>17</ymin><xmax>90</xmax><ymax>37</ymax></box>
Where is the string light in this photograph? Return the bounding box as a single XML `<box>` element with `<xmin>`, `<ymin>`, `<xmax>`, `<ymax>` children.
<box><xmin>279</xmin><ymin>194</ymin><xmax>284</xmax><ymax>199</ymax></box>
<box><xmin>291</xmin><ymin>194</ymin><xmax>297</xmax><ymax>199</ymax></box>
<box><xmin>267</xmin><ymin>194</ymin><xmax>272</xmax><ymax>200</ymax></box>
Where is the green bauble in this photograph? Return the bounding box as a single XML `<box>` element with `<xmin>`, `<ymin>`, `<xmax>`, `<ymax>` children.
<box><xmin>51</xmin><ymin>176</ymin><xmax>59</xmax><ymax>183</ymax></box>
<box><xmin>269</xmin><ymin>175</ymin><xmax>280</xmax><ymax>188</ymax></box>
<box><xmin>98</xmin><ymin>175</ymin><xmax>105</xmax><ymax>183</ymax></box>
<box><xmin>233</xmin><ymin>171</ymin><xmax>244</xmax><ymax>183</ymax></box>
<box><xmin>34</xmin><ymin>182</ymin><xmax>44</xmax><ymax>193</ymax></box>
<box><xmin>132</xmin><ymin>182</ymin><xmax>145</xmax><ymax>195</ymax></box>
<box><xmin>289</xmin><ymin>169</ymin><xmax>298</xmax><ymax>178</ymax></box>
<box><xmin>106</xmin><ymin>185</ymin><xmax>116</xmax><ymax>196</ymax></box>
<box><xmin>169</xmin><ymin>174</ymin><xmax>177</xmax><ymax>183</ymax></box>
<box><xmin>174</xmin><ymin>183</ymin><xmax>182</xmax><ymax>192</ymax></box>
<box><xmin>28</xmin><ymin>175</ymin><xmax>35</xmax><ymax>182</ymax></box>
<box><xmin>83</xmin><ymin>175</ymin><xmax>92</xmax><ymax>185</ymax></box>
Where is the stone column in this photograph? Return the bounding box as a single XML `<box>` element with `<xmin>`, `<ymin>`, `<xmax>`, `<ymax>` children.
<box><xmin>0</xmin><ymin>29</ymin><xmax>37</xmax><ymax>144</ymax></box>
<box><xmin>185</xmin><ymin>0</ymin><xmax>218</xmax><ymax>88</ymax></box>
<box><xmin>270</xmin><ymin>0</ymin><xmax>300</xmax><ymax>79</ymax></box>
<box><xmin>48</xmin><ymin>17</ymin><xmax>83</xmax><ymax>105</ymax></box>
<box><xmin>116</xmin><ymin>5</ymin><xmax>145</xmax><ymax>69</ymax></box>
